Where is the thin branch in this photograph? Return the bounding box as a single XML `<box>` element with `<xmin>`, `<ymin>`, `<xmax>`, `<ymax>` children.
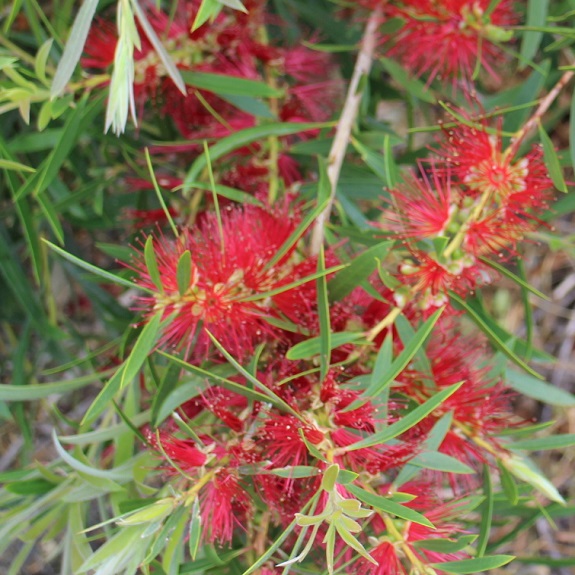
<box><xmin>310</xmin><ymin>8</ymin><xmax>382</xmax><ymax>255</ymax></box>
<box><xmin>510</xmin><ymin>49</ymin><xmax>575</xmax><ymax>154</ymax></box>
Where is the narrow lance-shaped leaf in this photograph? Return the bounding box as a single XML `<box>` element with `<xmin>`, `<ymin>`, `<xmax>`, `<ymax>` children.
<box><xmin>327</xmin><ymin>241</ymin><xmax>393</xmax><ymax>301</ymax></box>
<box><xmin>51</xmin><ymin>0</ymin><xmax>99</xmax><ymax>97</ymax></box>
<box><xmin>538</xmin><ymin>122</ymin><xmax>567</xmax><ymax>193</ymax></box>
<box><xmin>519</xmin><ymin>0</ymin><xmax>549</xmax><ymax>68</ymax></box>
<box><xmin>183</xmin><ymin>122</ymin><xmax>328</xmax><ymax>189</ymax></box>
<box><xmin>176</xmin><ymin>251</ymin><xmax>193</xmax><ymax>295</ymax></box>
<box><xmin>476</xmin><ymin>465</ymin><xmax>494</xmax><ymax>557</ymax></box>
<box><xmin>346</xmin><ymin>484</ymin><xmax>434</xmax><ymax>528</ymax></box>
<box><xmin>144</xmin><ymin>235</ymin><xmax>163</xmax><ymax>293</ymax></box>
<box><xmin>449</xmin><ymin>291</ymin><xmax>543</xmax><ymax>379</ymax></box>
<box><xmin>131</xmin><ymin>0</ymin><xmax>186</xmax><ymax>95</ymax></box>
<box><xmin>347</xmin><ymin>381</ymin><xmax>464</xmax><ymax>451</ymax></box>
<box><xmin>206</xmin><ymin>330</ymin><xmax>307</xmax><ymax>422</ymax></box>
<box><xmin>44</xmin><ymin>239</ymin><xmax>154</xmax><ymax>295</ymax></box>
<box><xmin>180</xmin><ymin>70</ymin><xmax>282</xmax><ymax>98</ymax></box>
<box><xmin>343</xmin><ymin>307</ymin><xmax>444</xmax><ymax>413</ymax></box>
<box><xmin>431</xmin><ymin>555</ymin><xmax>515</xmax><ymax>574</ymax></box>
<box><xmin>317</xmin><ymin>246</ymin><xmax>331</xmax><ymax>383</ymax></box>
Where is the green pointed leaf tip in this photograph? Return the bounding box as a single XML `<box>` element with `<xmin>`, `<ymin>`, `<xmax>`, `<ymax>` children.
<box><xmin>321</xmin><ymin>464</ymin><xmax>340</xmax><ymax>492</ymax></box>
<box><xmin>538</xmin><ymin>123</ymin><xmax>567</xmax><ymax>193</ymax></box>
<box><xmin>433</xmin><ymin>555</ymin><xmax>514</xmax><ymax>574</ymax></box>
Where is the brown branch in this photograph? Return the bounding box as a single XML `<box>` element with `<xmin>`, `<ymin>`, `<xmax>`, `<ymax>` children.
<box><xmin>510</xmin><ymin>57</ymin><xmax>575</xmax><ymax>154</ymax></box>
<box><xmin>310</xmin><ymin>8</ymin><xmax>382</xmax><ymax>255</ymax></box>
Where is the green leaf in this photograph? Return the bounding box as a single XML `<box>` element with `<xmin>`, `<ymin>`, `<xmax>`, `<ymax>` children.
<box><xmin>327</xmin><ymin>241</ymin><xmax>393</xmax><ymax>301</ymax></box>
<box><xmin>317</xmin><ymin>247</ymin><xmax>331</xmax><ymax>382</ymax></box>
<box><xmin>192</xmin><ymin>0</ymin><xmax>223</xmax><ymax>31</ymax></box>
<box><xmin>506</xmin><ymin>369</ymin><xmax>575</xmax><ymax>406</ymax></box>
<box><xmin>117</xmin><ymin>499</ymin><xmax>175</xmax><ymax>526</ymax></box>
<box><xmin>519</xmin><ymin>0</ymin><xmax>549</xmax><ymax>68</ymax></box>
<box><xmin>51</xmin><ymin>0</ymin><xmax>99</xmax><ymax>97</ymax></box>
<box><xmin>346</xmin><ymin>485</ymin><xmax>434</xmax><ymax>528</ymax></box>
<box><xmin>5</xmin><ymin>478</ymin><xmax>55</xmax><ymax>495</ymax></box>
<box><xmin>476</xmin><ymin>465</ymin><xmax>493</xmax><ymax>557</ymax></box>
<box><xmin>497</xmin><ymin>460</ymin><xmax>519</xmax><ymax>506</ymax></box>
<box><xmin>183</xmin><ymin>122</ymin><xmax>327</xmax><ymax>190</ymax></box>
<box><xmin>176</xmin><ymin>251</ymin><xmax>193</xmax><ymax>295</ymax></box>
<box><xmin>15</xmin><ymin>96</ymin><xmax>90</xmax><ymax>202</ymax></box>
<box><xmin>432</xmin><ymin>555</ymin><xmax>514</xmax><ymax>574</ymax></box>
<box><xmin>538</xmin><ymin>123</ymin><xmax>567</xmax><ymax>193</ymax></box>
<box><xmin>131</xmin><ymin>0</ymin><xmax>186</xmax><ymax>95</ymax></box>
<box><xmin>120</xmin><ymin>312</ymin><xmax>162</xmax><ymax>389</ymax></box>
<box><xmin>478</xmin><ymin>257</ymin><xmax>548</xmax><ymax>300</ymax></box>
<box><xmin>510</xmin><ymin>434</ymin><xmax>575</xmax><ymax>451</ymax></box>
<box><xmin>449</xmin><ymin>292</ymin><xmax>543</xmax><ymax>379</ymax></box>
<box><xmin>44</xmin><ymin>240</ymin><xmax>152</xmax><ymax>294</ymax></box>
<box><xmin>570</xmin><ymin>88</ymin><xmax>575</xmax><ymax>173</ymax></box>
<box><xmin>181</xmin><ymin>71</ymin><xmax>282</xmax><ymax>98</ymax></box>
<box><xmin>379</xmin><ymin>57</ymin><xmax>436</xmax><ymax>103</ymax></box>
<box><xmin>0</xmin><ymin>159</ymin><xmax>36</xmax><ymax>173</ymax></box>
<box><xmin>52</xmin><ymin>430</ymin><xmax>135</xmax><ymax>481</ymax></box>
<box><xmin>34</xmin><ymin>38</ymin><xmax>53</xmax><ymax>86</ymax></box>
<box><xmin>0</xmin><ymin>369</ymin><xmax>114</xmax><ymax>402</ymax></box>
<box><xmin>413</xmin><ymin>535</ymin><xmax>477</xmax><ymax>553</ymax></box>
<box><xmin>237</xmin><ymin>264</ymin><xmax>345</xmax><ymax>302</ymax></box>
<box><xmin>217</xmin><ymin>0</ymin><xmax>248</xmax><ymax>11</ymax></box>
<box><xmin>347</xmin><ymin>382</ymin><xmax>463</xmax><ymax>451</ymax></box>
<box><xmin>321</xmin><ymin>464</ymin><xmax>339</xmax><ymax>492</ymax></box>
<box><xmin>144</xmin><ymin>235</ymin><xmax>163</xmax><ymax>293</ymax></box>
<box><xmin>188</xmin><ymin>499</ymin><xmax>202</xmax><ymax>561</ymax></box>
<box><xmin>383</xmin><ymin>134</ymin><xmax>398</xmax><ymax>188</ymax></box>
<box><xmin>286</xmin><ymin>332</ymin><xmax>366</xmax><ymax>360</ymax></box>
<box><xmin>409</xmin><ymin>452</ymin><xmax>474</xmax><ymax>475</ymax></box>
<box><xmin>266</xmin><ymin>466</ymin><xmax>319</xmax><ymax>479</ymax></box>
<box><xmin>502</xmin><ymin>453</ymin><xmax>565</xmax><ymax>504</ymax></box>
<box><xmin>348</xmin><ymin>307</ymin><xmax>444</xmax><ymax>411</ymax></box>
<box><xmin>183</xmin><ymin>181</ymin><xmax>264</xmax><ymax>205</ymax></box>
<box><xmin>158</xmin><ymin>351</ymin><xmax>290</xmax><ymax>409</ymax></box>
<box><xmin>206</xmin><ymin>331</ymin><xmax>305</xmax><ymax>421</ymax></box>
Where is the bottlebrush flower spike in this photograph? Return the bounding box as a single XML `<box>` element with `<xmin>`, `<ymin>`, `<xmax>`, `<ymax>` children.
<box><xmin>202</xmin><ymin>470</ymin><xmax>250</xmax><ymax>545</ymax></box>
<box><xmin>383</xmin><ymin>165</ymin><xmax>454</xmax><ymax>242</ymax></box>
<box><xmin>438</xmin><ymin>118</ymin><xmax>553</xmax><ymax>209</ymax></box>
<box><xmin>147</xmin><ymin>429</ymin><xmax>207</xmax><ymax>473</ymax></box>
<box><xmin>385</xmin><ymin>0</ymin><xmax>517</xmax><ymax>83</ymax></box>
<box><xmin>130</xmin><ymin>204</ymin><xmax>302</xmax><ymax>359</ymax></box>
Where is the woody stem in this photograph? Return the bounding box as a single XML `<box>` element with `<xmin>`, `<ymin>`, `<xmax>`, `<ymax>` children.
<box><xmin>310</xmin><ymin>7</ymin><xmax>382</xmax><ymax>255</ymax></box>
<box><xmin>509</xmin><ymin>67</ymin><xmax>574</xmax><ymax>155</ymax></box>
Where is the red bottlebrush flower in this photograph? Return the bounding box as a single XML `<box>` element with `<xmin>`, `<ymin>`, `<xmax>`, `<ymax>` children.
<box><xmin>383</xmin><ymin>166</ymin><xmax>454</xmax><ymax>242</ymax></box>
<box><xmin>147</xmin><ymin>429</ymin><xmax>207</xmax><ymax>473</ymax></box>
<box><xmin>386</xmin><ymin>0</ymin><xmax>517</xmax><ymax>83</ymax></box>
<box><xmin>130</xmin><ymin>204</ymin><xmax>303</xmax><ymax>358</ymax></box>
<box><xmin>82</xmin><ymin>19</ymin><xmax>117</xmax><ymax>70</ymax></box>
<box><xmin>202</xmin><ymin>387</ymin><xmax>247</xmax><ymax>433</ymax></box>
<box><xmin>438</xmin><ymin>119</ymin><xmax>553</xmax><ymax>208</ymax></box>
<box><xmin>282</xmin><ymin>44</ymin><xmax>335</xmax><ymax>83</ymax></box>
<box><xmin>399</xmin><ymin>333</ymin><xmax>516</xmax><ymax>470</ymax></box>
<box><xmin>321</xmin><ymin>373</ymin><xmax>376</xmax><ymax>432</ymax></box>
<box><xmin>258</xmin><ymin>413</ymin><xmax>324</xmax><ymax>469</ymax></box>
<box><xmin>202</xmin><ymin>470</ymin><xmax>249</xmax><ymax>545</ymax></box>
<box><xmin>280</xmin><ymin>81</ymin><xmax>342</xmax><ymax>124</ymax></box>
<box><xmin>359</xmin><ymin>541</ymin><xmax>407</xmax><ymax>575</ymax></box>
<box><xmin>398</xmin><ymin>249</ymin><xmax>491</xmax><ymax>299</ymax></box>
<box><xmin>331</xmin><ymin>428</ymin><xmax>416</xmax><ymax>474</ymax></box>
